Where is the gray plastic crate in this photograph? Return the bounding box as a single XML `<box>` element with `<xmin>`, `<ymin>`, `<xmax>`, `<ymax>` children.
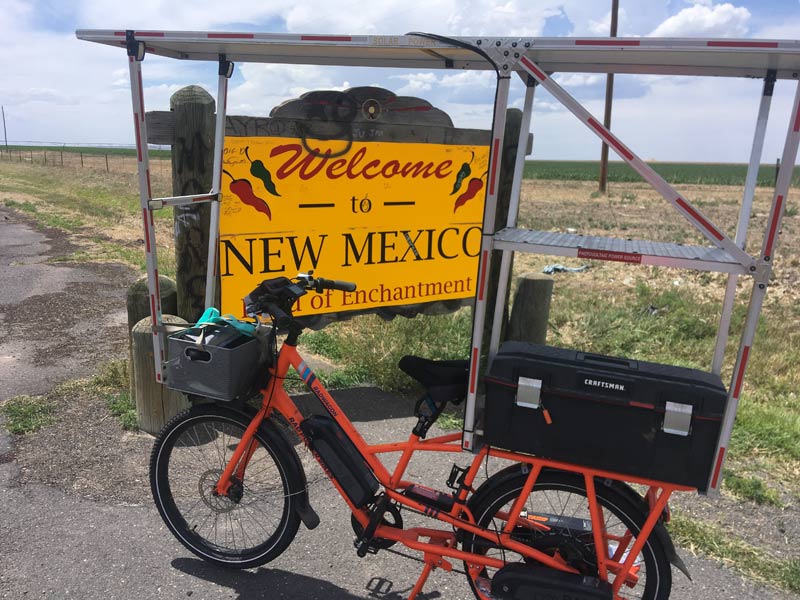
<box><xmin>166</xmin><ymin>323</ymin><xmax>265</xmax><ymax>401</ymax></box>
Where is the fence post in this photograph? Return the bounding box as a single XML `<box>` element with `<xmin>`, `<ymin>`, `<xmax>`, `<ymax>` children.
<box><xmin>507</xmin><ymin>274</ymin><xmax>554</xmax><ymax>344</ymax></box>
<box><xmin>170</xmin><ymin>85</ymin><xmax>216</xmax><ymax>323</ymax></box>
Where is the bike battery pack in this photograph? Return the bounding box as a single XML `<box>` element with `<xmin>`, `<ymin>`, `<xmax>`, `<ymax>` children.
<box><xmin>300</xmin><ymin>415</ymin><xmax>379</xmax><ymax>508</ymax></box>
<box><xmin>491</xmin><ymin>564</ymin><xmax>612</xmax><ymax>600</ymax></box>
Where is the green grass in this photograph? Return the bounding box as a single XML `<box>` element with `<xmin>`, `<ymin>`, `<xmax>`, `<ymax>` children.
<box><xmin>92</xmin><ymin>360</ymin><xmax>138</xmax><ymax>431</ymax></box>
<box><xmin>669</xmin><ymin>512</ymin><xmax>800</xmax><ymax>594</ymax></box>
<box><xmin>302</xmin><ymin>309</ymin><xmax>472</xmax><ymax>392</ymax></box>
<box><xmin>722</xmin><ymin>470</ymin><xmax>783</xmax><ymax>506</ymax></box>
<box><xmin>3</xmin><ymin>199</ymin><xmax>37</xmax><ymax>213</ymax></box>
<box><xmin>524</xmin><ymin>160</ymin><xmax>800</xmax><ymax>187</ymax></box>
<box><xmin>0</xmin><ymin>395</ymin><xmax>57</xmax><ymax>434</ymax></box>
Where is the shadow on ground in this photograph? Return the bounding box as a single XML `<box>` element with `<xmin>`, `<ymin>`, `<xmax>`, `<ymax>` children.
<box><xmin>172</xmin><ymin>557</ymin><xmax>442</xmax><ymax>600</ymax></box>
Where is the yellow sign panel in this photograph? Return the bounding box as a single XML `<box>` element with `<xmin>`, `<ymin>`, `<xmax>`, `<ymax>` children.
<box><xmin>220</xmin><ymin>137</ymin><xmax>489</xmax><ymax>317</ymax></box>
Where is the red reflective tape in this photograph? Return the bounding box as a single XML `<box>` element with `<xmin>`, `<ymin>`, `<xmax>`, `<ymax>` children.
<box><xmin>156</xmin><ymin>372</ymin><xmax>162</xmax><ymax>382</ymax></box>
<box><xmin>133</xmin><ymin>115</ymin><xmax>142</xmax><ymax>162</ymax></box>
<box><xmin>707</xmin><ymin>41</ymin><xmax>778</xmax><ymax>48</ymax></box>
<box><xmin>577</xmin><ymin>248</ymin><xmax>642</xmax><ymax>264</ymax></box>
<box><xmin>575</xmin><ymin>39</ymin><xmax>640</xmax><ymax>46</ymax></box>
<box><xmin>629</xmin><ymin>401</ymin><xmax>655</xmax><ymax>410</ymax></box>
<box><xmin>519</xmin><ymin>56</ymin><xmax>547</xmax><ymax>81</ymax></box>
<box><xmin>765</xmin><ymin>195</ymin><xmax>784</xmax><ymax>257</ymax></box>
<box><xmin>137</xmin><ymin>72</ymin><xmax>145</xmax><ymax>122</ymax></box>
<box><xmin>587</xmin><ymin>118</ymin><xmax>633</xmax><ymax>161</ymax></box>
<box><xmin>301</xmin><ymin>35</ymin><xmax>352</xmax><ymax>41</ymax></box>
<box><xmin>793</xmin><ymin>103</ymin><xmax>800</xmax><ymax>132</ymax></box>
<box><xmin>118</xmin><ymin>31</ymin><xmax>162</xmax><ymax>37</ymax></box>
<box><xmin>142</xmin><ymin>209</ymin><xmax>151</xmax><ymax>252</ymax></box>
<box><xmin>208</xmin><ymin>33</ymin><xmax>254</xmax><ymax>39</ymax></box>
<box><xmin>469</xmin><ymin>348</ymin><xmax>479</xmax><ymax>394</ymax></box>
<box><xmin>150</xmin><ymin>294</ymin><xmax>157</xmax><ymax>319</ymax></box>
<box><xmin>676</xmin><ymin>197</ymin><xmax>724</xmax><ymax>241</ymax></box>
<box><xmin>489</xmin><ymin>138</ymin><xmax>500</xmax><ymax>195</ymax></box>
<box><xmin>710</xmin><ymin>447</ymin><xmax>726</xmax><ymax>489</ymax></box>
<box><xmin>478</xmin><ymin>250</ymin><xmax>489</xmax><ymax>300</ymax></box>
<box><xmin>733</xmin><ymin>346</ymin><xmax>750</xmax><ymax>399</ymax></box>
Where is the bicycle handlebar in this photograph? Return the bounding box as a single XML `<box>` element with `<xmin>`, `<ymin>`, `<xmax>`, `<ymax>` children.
<box><xmin>313</xmin><ymin>278</ymin><xmax>357</xmax><ymax>293</ymax></box>
<box><xmin>244</xmin><ymin>273</ymin><xmax>357</xmax><ymax>328</ymax></box>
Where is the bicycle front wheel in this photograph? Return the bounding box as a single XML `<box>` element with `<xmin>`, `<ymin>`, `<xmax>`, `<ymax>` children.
<box><xmin>462</xmin><ymin>468</ymin><xmax>671</xmax><ymax>600</ymax></box>
<box><xmin>150</xmin><ymin>404</ymin><xmax>302</xmax><ymax>569</ymax></box>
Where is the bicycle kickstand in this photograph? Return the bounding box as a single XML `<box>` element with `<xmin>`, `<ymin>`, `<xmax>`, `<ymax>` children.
<box><xmin>408</xmin><ymin>545</ymin><xmax>453</xmax><ymax>600</ymax></box>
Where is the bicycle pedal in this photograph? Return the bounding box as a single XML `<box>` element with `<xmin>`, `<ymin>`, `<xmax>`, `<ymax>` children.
<box><xmin>353</xmin><ymin>537</ymin><xmax>379</xmax><ymax>556</ymax></box>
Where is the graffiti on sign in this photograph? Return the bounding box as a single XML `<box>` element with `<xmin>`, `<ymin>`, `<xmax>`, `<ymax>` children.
<box><xmin>220</xmin><ymin>136</ymin><xmax>490</xmax><ymax>317</ymax></box>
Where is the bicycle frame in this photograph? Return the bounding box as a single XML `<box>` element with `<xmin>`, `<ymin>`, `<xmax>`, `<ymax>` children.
<box><xmin>215</xmin><ymin>336</ymin><xmax>692</xmax><ymax>600</ymax></box>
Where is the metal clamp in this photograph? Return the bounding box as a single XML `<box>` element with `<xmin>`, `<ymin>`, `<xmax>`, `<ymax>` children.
<box><xmin>663</xmin><ymin>401</ymin><xmax>693</xmax><ymax>436</ymax></box>
<box><xmin>516</xmin><ymin>376</ymin><xmax>542</xmax><ymax>410</ymax></box>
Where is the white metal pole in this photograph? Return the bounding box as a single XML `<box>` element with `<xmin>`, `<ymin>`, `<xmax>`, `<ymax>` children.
<box><xmin>463</xmin><ymin>74</ymin><xmax>511</xmax><ymax>452</ymax></box>
<box><xmin>126</xmin><ymin>34</ymin><xmax>166</xmax><ymax>383</ymax></box>
<box><xmin>707</xmin><ymin>79</ymin><xmax>800</xmax><ymax>494</ymax></box>
<box><xmin>712</xmin><ymin>72</ymin><xmax>775</xmax><ymax>374</ymax></box>
<box><xmin>204</xmin><ymin>58</ymin><xmax>232</xmax><ymax>310</ymax></box>
<box><xmin>489</xmin><ymin>81</ymin><xmax>536</xmax><ymax>355</ymax></box>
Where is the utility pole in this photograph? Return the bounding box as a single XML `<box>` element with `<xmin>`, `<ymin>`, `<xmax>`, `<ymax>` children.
<box><xmin>1</xmin><ymin>106</ymin><xmax>8</xmax><ymax>157</ymax></box>
<box><xmin>598</xmin><ymin>0</ymin><xmax>619</xmax><ymax>194</ymax></box>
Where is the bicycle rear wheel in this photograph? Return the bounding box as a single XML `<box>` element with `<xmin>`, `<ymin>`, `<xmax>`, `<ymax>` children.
<box><xmin>462</xmin><ymin>468</ymin><xmax>671</xmax><ymax>600</ymax></box>
<box><xmin>150</xmin><ymin>404</ymin><xmax>302</xmax><ymax>569</ymax></box>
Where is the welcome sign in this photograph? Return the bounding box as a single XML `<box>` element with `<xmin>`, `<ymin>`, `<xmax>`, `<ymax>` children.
<box><xmin>219</xmin><ymin>136</ymin><xmax>490</xmax><ymax>317</ymax></box>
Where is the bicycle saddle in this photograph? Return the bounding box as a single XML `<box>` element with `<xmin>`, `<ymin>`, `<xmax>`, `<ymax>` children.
<box><xmin>399</xmin><ymin>356</ymin><xmax>469</xmax><ymax>404</ymax></box>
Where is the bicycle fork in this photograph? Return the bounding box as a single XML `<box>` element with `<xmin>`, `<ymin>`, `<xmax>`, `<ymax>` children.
<box><xmin>213</xmin><ymin>404</ymin><xmax>270</xmax><ymax>498</ymax></box>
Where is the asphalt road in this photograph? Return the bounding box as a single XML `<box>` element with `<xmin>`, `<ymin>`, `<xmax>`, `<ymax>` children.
<box><xmin>0</xmin><ymin>207</ymin><xmax>794</xmax><ymax>599</ymax></box>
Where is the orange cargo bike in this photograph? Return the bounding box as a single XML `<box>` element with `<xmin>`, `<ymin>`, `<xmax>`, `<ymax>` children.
<box><xmin>150</xmin><ymin>273</ymin><xmax>691</xmax><ymax>600</ymax></box>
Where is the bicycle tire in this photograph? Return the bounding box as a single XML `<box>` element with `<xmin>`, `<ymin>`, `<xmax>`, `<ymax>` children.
<box><xmin>150</xmin><ymin>404</ymin><xmax>302</xmax><ymax>569</ymax></box>
<box><xmin>462</xmin><ymin>467</ymin><xmax>671</xmax><ymax>600</ymax></box>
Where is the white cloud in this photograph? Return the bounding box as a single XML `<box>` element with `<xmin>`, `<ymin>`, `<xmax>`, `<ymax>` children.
<box><xmin>649</xmin><ymin>2</ymin><xmax>750</xmax><ymax>37</ymax></box>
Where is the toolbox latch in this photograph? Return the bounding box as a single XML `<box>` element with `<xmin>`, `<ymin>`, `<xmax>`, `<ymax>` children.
<box><xmin>516</xmin><ymin>377</ymin><xmax>542</xmax><ymax>410</ymax></box>
<box><xmin>663</xmin><ymin>401</ymin><xmax>692</xmax><ymax>436</ymax></box>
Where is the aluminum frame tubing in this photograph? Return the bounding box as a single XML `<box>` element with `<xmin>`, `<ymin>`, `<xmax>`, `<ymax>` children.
<box><xmin>517</xmin><ymin>55</ymin><xmax>753</xmax><ymax>270</ymax></box>
<box><xmin>463</xmin><ymin>75</ymin><xmax>511</xmax><ymax>452</ymax></box>
<box><xmin>204</xmin><ymin>71</ymin><xmax>230</xmax><ymax>310</ymax></box>
<box><xmin>148</xmin><ymin>192</ymin><xmax>218</xmax><ymax>209</ymax></box>
<box><xmin>488</xmin><ymin>81</ymin><xmax>536</xmax><ymax>356</ymax></box>
<box><xmin>712</xmin><ymin>73</ymin><xmax>775</xmax><ymax>374</ymax></box>
<box><xmin>707</xmin><ymin>79</ymin><xmax>800</xmax><ymax>494</ymax></box>
<box><xmin>128</xmin><ymin>53</ymin><xmax>166</xmax><ymax>383</ymax></box>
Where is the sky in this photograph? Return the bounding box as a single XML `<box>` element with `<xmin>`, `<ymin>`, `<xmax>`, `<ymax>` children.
<box><xmin>1</xmin><ymin>0</ymin><xmax>799</xmax><ymax>162</ymax></box>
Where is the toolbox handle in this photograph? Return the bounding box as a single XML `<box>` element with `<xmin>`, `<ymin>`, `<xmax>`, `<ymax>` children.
<box><xmin>577</xmin><ymin>352</ymin><xmax>638</xmax><ymax>370</ymax></box>
<box><xmin>185</xmin><ymin>347</ymin><xmax>212</xmax><ymax>363</ymax></box>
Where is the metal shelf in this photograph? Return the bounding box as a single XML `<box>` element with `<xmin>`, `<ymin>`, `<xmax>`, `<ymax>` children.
<box><xmin>493</xmin><ymin>228</ymin><xmax>750</xmax><ymax>274</ymax></box>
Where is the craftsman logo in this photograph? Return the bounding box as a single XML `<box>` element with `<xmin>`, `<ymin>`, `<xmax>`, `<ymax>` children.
<box><xmin>584</xmin><ymin>378</ymin><xmax>627</xmax><ymax>393</ymax></box>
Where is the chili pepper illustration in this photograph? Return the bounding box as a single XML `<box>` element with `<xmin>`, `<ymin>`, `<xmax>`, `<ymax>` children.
<box><xmin>224</xmin><ymin>170</ymin><xmax>272</xmax><ymax>219</ymax></box>
<box><xmin>245</xmin><ymin>146</ymin><xmax>280</xmax><ymax>197</ymax></box>
<box><xmin>450</xmin><ymin>150</ymin><xmax>475</xmax><ymax>195</ymax></box>
<box><xmin>453</xmin><ymin>177</ymin><xmax>484</xmax><ymax>213</ymax></box>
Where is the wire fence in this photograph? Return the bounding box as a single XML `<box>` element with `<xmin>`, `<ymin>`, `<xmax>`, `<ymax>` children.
<box><xmin>0</xmin><ymin>147</ymin><xmax>170</xmax><ymax>177</ymax></box>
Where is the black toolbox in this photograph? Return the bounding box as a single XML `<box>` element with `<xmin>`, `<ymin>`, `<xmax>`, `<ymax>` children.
<box><xmin>484</xmin><ymin>342</ymin><xmax>728</xmax><ymax>491</ymax></box>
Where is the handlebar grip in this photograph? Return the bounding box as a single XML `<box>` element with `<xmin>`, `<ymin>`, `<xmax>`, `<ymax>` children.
<box><xmin>316</xmin><ymin>278</ymin><xmax>357</xmax><ymax>293</ymax></box>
